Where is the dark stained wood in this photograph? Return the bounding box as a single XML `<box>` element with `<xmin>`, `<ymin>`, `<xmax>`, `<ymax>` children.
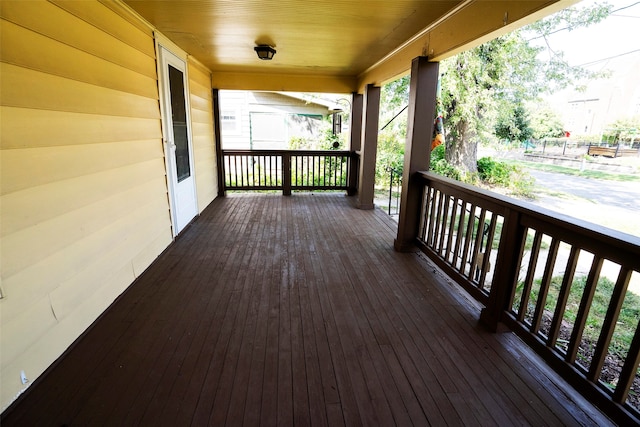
<box><xmin>1</xmin><ymin>194</ymin><xmax>614</xmax><ymax>427</ymax></box>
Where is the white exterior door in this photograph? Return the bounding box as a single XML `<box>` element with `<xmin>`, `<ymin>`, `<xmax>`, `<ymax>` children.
<box><xmin>158</xmin><ymin>46</ymin><xmax>198</xmax><ymax>235</ymax></box>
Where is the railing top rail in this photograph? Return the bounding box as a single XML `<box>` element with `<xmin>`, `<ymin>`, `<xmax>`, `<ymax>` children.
<box><xmin>419</xmin><ymin>171</ymin><xmax>640</xmax><ymax>261</ymax></box>
<box><xmin>222</xmin><ymin>149</ymin><xmax>353</xmax><ymax>156</ymax></box>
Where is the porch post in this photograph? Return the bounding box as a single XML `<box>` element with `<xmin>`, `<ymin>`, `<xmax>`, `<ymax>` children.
<box><xmin>212</xmin><ymin>89</ymin><xmax>225</xmax><ymax>197</ymax></box>
<box><xmin>356</xmin><ymin>84</ymin><xmax>380</xmax><ymax>209</ymax></box>
<box><xmin>394</xmin><ymin>57</ymin><xmax>439</xmax><ymax>252</ymax></box>
<box><xmin>348</xmin><ymin>93</ymin><xmax>363</xmax><ymax>196</ymax></box>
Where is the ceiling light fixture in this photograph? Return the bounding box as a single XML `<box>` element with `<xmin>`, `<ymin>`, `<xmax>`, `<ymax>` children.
<box><xmin>254</xmin><ymin>45</ymin><xmax>276</xmax><ymax>60</ymax></box>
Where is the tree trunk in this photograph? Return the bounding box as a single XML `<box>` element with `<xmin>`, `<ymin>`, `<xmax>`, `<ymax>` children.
<box><xmin>446</xmin><ymin>118</ymin><xmax>478</xmax><ymax>173</ymax></box>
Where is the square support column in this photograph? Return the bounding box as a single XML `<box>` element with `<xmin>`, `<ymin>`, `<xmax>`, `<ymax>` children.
<box><xmin>348</xmin><ymin>93</ymin><xmax>363</xmax><ymax>196</ymax></box>
<box><xmin>212</xmin><ymin>88</ymin><xmax>225</xmax><ymax>197</ymax></box>
<box><xmin>394</xmin><ymin>57</ymin><xmax>439</xmax><ymax>251</ymax></box>
<box><xmin>357</xmin><ymin>84</ymin><xmax>381</xmax><ymax>210</ymax></box>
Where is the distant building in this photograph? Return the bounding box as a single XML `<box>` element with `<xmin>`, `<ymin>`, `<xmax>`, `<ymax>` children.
<box><xmin>561</xmin><ymin>55</ymin><xmax>640</xmax><ymax>138</ymax></box>
<box><xmin>219</xmin><ymin>91</ymin><xmax>340</xmax><ymax>150</ymax></box>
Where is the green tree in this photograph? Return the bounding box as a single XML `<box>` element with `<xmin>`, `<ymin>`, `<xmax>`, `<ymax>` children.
<box><xmin>440</xmin><ymin>2</ymin><xmax>612</xmax><ymax>173</ymax></box>
<box><xmin>602</xmin><ymin>116</ymin><xmax>640</xmax><ymax>145</ymax></box>
<box><xmin>529</xmin><ymin>102</ymin><xmax>565</xmax><ymax>140</ymax></box>
<box><xmin>376</xmin><ymin>77</ymin><xmax>410</xmax><ymax>184</ymax></box>
<box><xmin>495</xmin><ymin>105</ymin><xmax>533</xmax><ymax>144</ymax></box>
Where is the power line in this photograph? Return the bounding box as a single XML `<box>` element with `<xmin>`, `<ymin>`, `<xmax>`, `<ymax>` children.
<box><xmin>576</xmin><ymin>48</ymin><xmax>640</xmax><ymax>67</ymax></box>
<box><xmin>527</xmin><ymin>2</ymin><xmax>640</xmax><ymax>41</ymax></box>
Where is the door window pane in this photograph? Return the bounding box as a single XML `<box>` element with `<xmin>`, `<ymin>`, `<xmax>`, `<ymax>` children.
<box><xmin>168</xmin><ymin>65</ymin><xmax>191</xmax><ymax>182</ymax></box>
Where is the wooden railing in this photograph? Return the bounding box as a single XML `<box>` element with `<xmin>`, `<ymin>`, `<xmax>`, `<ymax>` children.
<box><xmin>222</xmin><ymin>150</ymin><xmax>357</xmax><ymax>195</ymax></box>
<box><xmin>416</xmin><ymin>171</ymin><xmax>640</xmax><ymax>425</ymax></box>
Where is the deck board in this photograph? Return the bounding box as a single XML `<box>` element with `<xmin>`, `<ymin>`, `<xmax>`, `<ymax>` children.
<box><xmin>1</xmin><ymin>193</ymin><xmax>615</xmax><ymax>426</ymax></box>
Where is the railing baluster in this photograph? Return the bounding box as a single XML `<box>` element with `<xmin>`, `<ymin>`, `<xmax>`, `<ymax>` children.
<box><xmin>437</xmin><ymin>195</ymin><xmax>451</xmax><ymax>254</ymax></box>
<box><xmin>460</xmin><ymin>204</ymin><xmax>476</xmax><ymax>276</ymax></box>
<box><xmin>432</xmin><ymin>191</ymin><xmax>445</xmax><ymax>248</ymax></box>
<box><xmin>244</xmin><ymin>155</ymin><xmax>249</xmax><ymax>187</ymax></box>
<box><xmin>531</xmin><ymin>238</ymin><xmax>560</xmax><ymax>334</ymax></box>
<box><xmin>548</xmin><ymin>245</ymin><xmax>580</xmax><ymax>348</ymax></box>
<box><xmin>444</xmin><ymin>198</ymin><xmax>458</xmax><ymax>263</ymax></box>
<box><xmin>273</xmin><ymin>155</ymin><xmax>277</xmax><ymax>186</ymax></box>
<box><xmin>452</xmin><ymin>201</ymin><xmax>466</xmax><ymax>270</ymax></box>
<box><xmin>283</xmin><ymin>153</ymin><xmax>291</xmax><ymax>195</ymax></box>
<box><xmin>291</xmin><ymin>155</ymin><xmax>296</xmax><ymax>187</ymax></box>
<box><xmin>252</xmin><ymin>155</ymin><xmax>257</xmax><ymax>187</ymax></box>
<box><xmin>418</xmin><ymin>185</ymin><xmax>427</xmax><ymax>240</ymax></box>
<box><xmin>468</xmin><ymin>208</ymin><xmax>487</xmax><ymax>282</ymax></box>
<box><xmin>588</xmin><ymin>266</ymin><xmax>632</xmax><ymax>381</ymax></box>
<box><xmin>426</xmin><ymin>188</ymin><xmax>437</xmax><ymax>246</ymax></box>
<box><xmin>306</xmin><ymin>155</ymin><xmax>310</xmax><ymax>187</ymax></box>
<box><xmin>518</xmin><ymin>230</ymin><xmax>542</xmax><ymax>323</ymax></box>
<box><xmin>613</xmin><ymin>318</ymin><xmax>640</xmax><ymax>404</ymax></box>
<box><xmin>237</xmin><ymin>155</ymin><xmax>242</xmax><ymax>187</ymax></box>
<box><xmin>478</xmin><ymin>212</ymin><xmax>498</xmax><ymax>290</ymax></box>
<box><xmin>566</xmin><ymin>256</ymin><xmax>604</xmax><ymax>364</ymax></box>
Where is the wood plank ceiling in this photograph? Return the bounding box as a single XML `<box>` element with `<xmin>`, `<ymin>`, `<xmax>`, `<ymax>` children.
<box><xmin>123</xmin><ymin>0</ymin><xmax>578</xmax><ymax>93</ymax></box>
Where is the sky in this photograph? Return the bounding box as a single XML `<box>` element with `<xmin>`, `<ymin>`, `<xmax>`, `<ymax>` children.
<box><xmin>530</xmin><ymin>1</ymin><xmax>640</xmax><ymax>130</ymax></box>
<box><xmin>541</xmin><ymin>0</ymin><xmax>640</xmax><ymax>71</ymax></box>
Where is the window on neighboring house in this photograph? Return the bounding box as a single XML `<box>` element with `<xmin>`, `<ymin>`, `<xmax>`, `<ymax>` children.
<box><xmin>221</xmin><ymin>110</ymin><xmax>240</xmax><ymax>135</ymax></box>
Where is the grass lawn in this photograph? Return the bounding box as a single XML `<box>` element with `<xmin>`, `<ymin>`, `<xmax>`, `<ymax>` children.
<box><xmin>507</xmin><ymin>160</ymin><xmax>640</xmax><ymax>183</ymax></box>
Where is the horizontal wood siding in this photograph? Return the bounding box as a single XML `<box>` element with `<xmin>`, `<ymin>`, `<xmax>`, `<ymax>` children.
<box><xmin>188</xmin><ymin>58</ymin><xmax>218</xmax><ymax>211</ymax></box>
<box><xmin>0</xmin><ymin>0</ymin><xmax>173</xmax><ymax>412</ymax></box>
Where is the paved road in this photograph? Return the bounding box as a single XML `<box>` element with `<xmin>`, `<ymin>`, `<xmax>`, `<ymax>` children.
<box><xmin>527</xmin><ymin>169</ymin><xmax>640</xmax><ymax>212</ymax></box>
<box><xmin>523</xmin><ymin>169</ymin><xmax>640</xmax><ymax>293</ymax></box>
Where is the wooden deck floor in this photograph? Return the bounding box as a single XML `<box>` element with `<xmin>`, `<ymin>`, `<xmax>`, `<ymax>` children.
<box><xmin>2</xmin><ymin>193</ymin><xmax>613</xmax><ymax>426</ymax></box>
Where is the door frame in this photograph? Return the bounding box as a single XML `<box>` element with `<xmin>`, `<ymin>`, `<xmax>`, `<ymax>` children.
<box><xmin>155</xmin><ymin>32</ymin><xmax>198</xmax><ymax>236</ymax></box>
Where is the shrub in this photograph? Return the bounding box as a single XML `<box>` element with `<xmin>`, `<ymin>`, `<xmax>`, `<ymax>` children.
<box><xmin>430</xmin><ymin>159</ymin><xmax>461</xmax><ymax>181</ymax></box>
<box><xmin>477</xmin><ymin>156</ymin><xmax>534</xmax><ymax>197</ymax></box>
<box><xmin>477</xmin><ymin>156</ymin><xmax>513</xmax><ymax>186</ymax></box>
<box><xmin>430</xmin><ymin>143</ymin><xmax>446</xmax><ymax>163</ymax></box>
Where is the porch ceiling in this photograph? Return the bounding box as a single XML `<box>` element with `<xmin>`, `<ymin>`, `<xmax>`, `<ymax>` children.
<box><xmin>124</xmin><ymin>0</ymin><xmax>578</xmax><ymax>93</ymax></box>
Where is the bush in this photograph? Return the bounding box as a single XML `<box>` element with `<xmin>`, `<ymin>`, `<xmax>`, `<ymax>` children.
<box><xmin>477</xmin><ymin>156</ymin><xmax>514</xmax><ymax>186</ymax></box>
<box><xmin>430</xmin><ymin>160</ymin><xmax>461</xmax><ymax>181</ymax></box>
<box><xmin>430</xmin><ymin>143</ymin><xmax>446</xmax><ymax>163</ymax></box>
<box><xmin>429</xmin><ymin>144</ymin><xmax>463</xmax><ymax>179</ymax></box>
<box><xmin>477</xmin><ymin>156</ymin><xmax>534</xmax><ymax>197</ymax></box>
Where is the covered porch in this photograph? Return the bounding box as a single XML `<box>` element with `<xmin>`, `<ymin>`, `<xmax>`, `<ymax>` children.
<box><xmin>2</xmin><ymin>193</ymin><xmax>612</xmax><ymax>426</ymax></box>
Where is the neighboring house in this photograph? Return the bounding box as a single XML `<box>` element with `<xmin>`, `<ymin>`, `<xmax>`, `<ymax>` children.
<box><xmin>560</xmin><ymin>56</ymin><xmax>640</xmax><ymax>137</ymax></box>
<box><xmin>219</xmin><ymin>91</ymin><xmax>336</xmax><ymax>150</ymax></box>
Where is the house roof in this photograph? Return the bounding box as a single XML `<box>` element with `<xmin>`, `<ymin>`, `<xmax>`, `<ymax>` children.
<box><xmin>124</xmin><ymin>0</ymin><xmax>579</xmax><ymax>93</ymax></box>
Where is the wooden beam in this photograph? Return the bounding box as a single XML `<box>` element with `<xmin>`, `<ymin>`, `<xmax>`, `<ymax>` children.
<box><xmin>358</xmin><ymin>0</ymin><xmax>579</xmax><ymax>91</ymax></box>
<box><xmin>211</xmin><ymin>71</ymin><xmax>357</xmax><ymax>93</ymax></box>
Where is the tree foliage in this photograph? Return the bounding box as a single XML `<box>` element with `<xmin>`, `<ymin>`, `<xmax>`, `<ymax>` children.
<box><xmin>375</xmin><ymin>77</ymin><xmax>410</xmax><ymax>184</ymax></box>
<box><xmin>495</xmin><ymin>105</ymin><xmax>533</xmax><ymax>143</ymax></box>
<box><xmin>440</xmin><ymin>2</ymin><xmax>613</xmax><ymax>173</ymax></box>
<box><xmin>529</xmin><ymin>103</ymin><xmax>566</xmax><ymax>140</ymax></box>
